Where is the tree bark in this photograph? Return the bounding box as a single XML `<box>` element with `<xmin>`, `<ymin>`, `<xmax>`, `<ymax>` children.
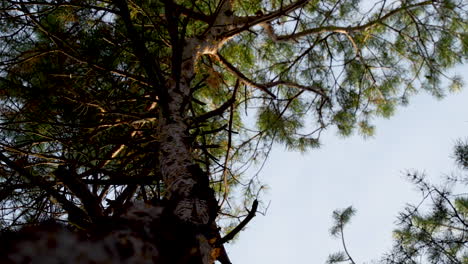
<box><xmin>155</xmin><ymin>32</ymin><xmax>223</xmax><ymax>262</ymax></box>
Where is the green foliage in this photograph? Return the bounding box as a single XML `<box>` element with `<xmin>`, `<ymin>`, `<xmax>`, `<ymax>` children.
<box><xmin>327</xmin><ymin>251</ymin><xmax>347</xmax><ymax>264</ymax></box>
<box><xmin>454</xmin><ymin>197</ymin><xmax>468</xmax><ymax>214</ymax></box>
<box><xmin>333</xmin><ymin>110</ymin><xmax>356</xmax><ymax>137</ymax></box>
<box><xmin>454</xmin><ymin>139</ymin><xmax>468</xmax><ymax>169</ymax></box>
<box><xmin>330</xmin><ymin>206</ymin><xmax>356</xmax><ymax>237</ymax></box>
<box><xmin>257</xmin><ymin>103</ymin><xmax>320</xmax><ymax>151</ymax></box>
<box><xmin>327</xmin><ymin>206</ymin><xmax>357</xmax><ymax>264</ymax></box>
<box><xmin>386</xmin><ymin>175</ymin><xmax>468</xmax><ymax>264</ymax></box>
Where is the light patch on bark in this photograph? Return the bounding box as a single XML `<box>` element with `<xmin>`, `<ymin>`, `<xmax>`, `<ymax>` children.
<box><xmin>174</xmin><ymin>198</ymin><xmax>210</xmax><ymax>225</ymax></box>
<box><xmin>199</xmin><ymin>36</ymin><xmax>233</xmax><ymax>56</ymax></box>
<box><xmin>160</xmin><ymin>122</ymin><xmax>195</xmax><ymax>198</ymax></box>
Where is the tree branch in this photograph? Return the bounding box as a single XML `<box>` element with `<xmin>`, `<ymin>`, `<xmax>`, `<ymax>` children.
<box><xmin>226</xmin><ymin>0</ymin><xmax>310</xmax><ymax>38</ymax></box>
<box><xmin>12</xmin><ymin>4</ymin><xmax>152</xmax><ymax>88</ymax></box>
<box><xmin>103</xmin><ymin>184</ymin><xmax>138</xmax><ymax>216</ymax></box>
<box><xmin>194</xmin><ymin>82</ymin><xmax>238</xmax><ymax>123</ymax></box>
<box><xmin>340</xmin><ymin>222</ymin><xmax>357</xmax><ymax>264</ymax></box>
<box><xmin>214</xmin><ymin>53</ymin><xmax>329</xmax><ymax>99</ymax></box>
<box><xmin>219</xmin><ymin>80</ymin><xmax>239</xmax><ymax>208</ymax></box>
<box><xmin>54</xmin><ymin>165</ymin><xmax>104</xmax><ymax>219</ymax></box>
<box><xmin>267</xmin><ymin>80</ymin><xmax>329</xmax><ymax>100</ymax></box>
<box><xmin>213</xmin><ymin>53</ymin><xmax>276</xmax><ymax>98</ymax></box>
<box><xmin>218</xmin><ymin>199</ymin><xmax>258</xmax><ymax>245</ymax></box>
<box><xmin>112</xmin><ymin>0</ymin><xmax>166</xmax><ymax>96</ymax></box>
<box><xmin>273</xmin><ymin>0</ymin><xmax>433</xmax><ymax>41</ymax></box>
<box><xmin>0</xmin><ymin>151</ymin><xmax>91</xmax><ymax>228</ymax></box>
<box><xmin>173</xmin><ymin>2</ymin><xmax>211</xmax><ymax>23</ymax></box>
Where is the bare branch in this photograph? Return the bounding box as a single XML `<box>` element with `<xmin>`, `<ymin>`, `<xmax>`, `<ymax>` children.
<box><xmin>213</xmin><ymin>53</ymin><xmax>329</xmax><ymax>99</ymax></box>
<box><xmin>218</xmin><ymin>199</ymin><xmax>259</xmax><ymax>245</ymax></box>
<box><xmin>219</xmin><ymin>80</ymin><xmax>239</xmax><ymax>208</ymax></box>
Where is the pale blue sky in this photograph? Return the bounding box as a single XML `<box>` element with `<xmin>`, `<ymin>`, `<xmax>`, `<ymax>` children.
<box><xmin>227</xmin><ymin>64</ymin><xmax>468</xmax><ymax>263</ymax></box>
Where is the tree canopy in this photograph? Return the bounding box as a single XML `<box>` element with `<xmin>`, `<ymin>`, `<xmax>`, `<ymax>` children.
<box><xmin>0</xmin><ymin>0</ymin><xmax>466</xmax><ymax>263</ymax></box>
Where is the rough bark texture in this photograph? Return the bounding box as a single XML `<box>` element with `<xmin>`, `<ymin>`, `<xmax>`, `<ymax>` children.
<box><xmin>155</xmin><ymin>5</ymin><xmax>242</xmax><ymax>259</ymax></box>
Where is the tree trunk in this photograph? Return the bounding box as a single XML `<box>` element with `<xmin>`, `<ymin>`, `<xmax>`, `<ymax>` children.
<box><xmin>154</xmin><ymin>38</ymin><xmax>224</xmax><ymax>263</ymax></box>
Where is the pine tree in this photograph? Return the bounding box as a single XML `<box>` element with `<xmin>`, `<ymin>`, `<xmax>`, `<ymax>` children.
<box><xmin>327</xmin><ymin>141</ymin><xmax>468</xmax><ymax>264</ymax></box>
<box><xmin>382</xmin><ymin>140</ymin><xmax>468</xmax><ymax>264</ymax></box>
<box><xmin>0</xmin><ymin>0</ymin><xmax>466</xmax><ymax>263</ymax></box>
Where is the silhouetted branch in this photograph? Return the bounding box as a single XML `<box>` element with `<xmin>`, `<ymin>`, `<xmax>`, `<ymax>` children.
<box><xmin>112</xmin><ymin>0</ymin><xmax>166</xmax><ymax>94</ymax></box>
<box><xmin>54</xmin><ymin>165</ymin><xmax>104</xmax><ymax>219</ymax></box>
<box><xmin>0</xmin><ymin>151</ymin><xmax>91</xmax><ymax>228</ymax></box>
<box><xmin>218</xmin><ymin>199</ymin><xmax>258</xmax><ymax>245</ymax></box>
<box><xmin>194</xmin><ymin>84</ymin><xmax>238</xmax><ymax>122</ymax></box>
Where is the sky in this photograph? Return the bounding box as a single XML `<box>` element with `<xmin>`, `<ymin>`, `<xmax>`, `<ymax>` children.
<box><xmin>226</xmin><ymin>63</ymin><xmax>468</xmax><ymax>264</ymax></box>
